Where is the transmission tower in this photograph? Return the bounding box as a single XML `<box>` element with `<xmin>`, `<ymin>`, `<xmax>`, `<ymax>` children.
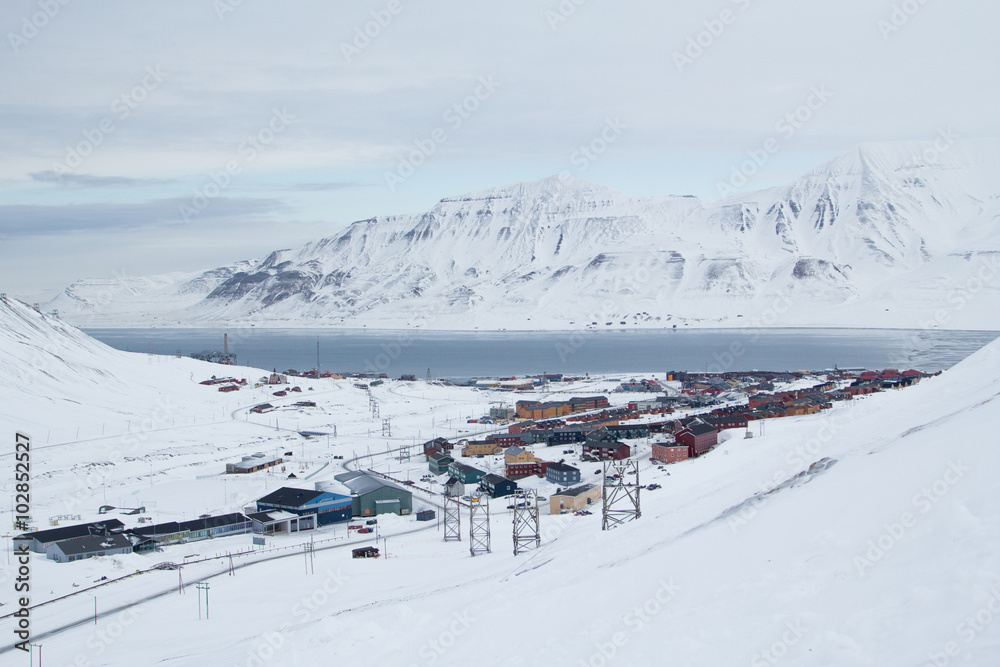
<box><xmin>370</xmin><ymin>395</ymin><xmax>380</xmax><ymax>418</ymax></box>
<box><xmin>443</xmin><ymin>494</ymin><xmax>461</xmax><ymax>542</ymax></box>
<box><xmin>397</xmin><ymin>440</ymin><xmax>411</xmax><ymax>463</ymax></box>
<box><xmin>512</xmin><ymin>489</ymin><xmax>540</xmax><ymax>555</ymax></box>
<box><xmin>469</xmin><ymin>491</ymin><xmax>491</xmax><ymax>556</ymax></box>
<box><xmin>602</xmin><ymin>459</ymin><xmax>641</xmax><ymax>531</ymax></box>
<box><xmin>382</xmin><ymin>418</ymin><xmax>392</xmax><ymax>437</ymax></box>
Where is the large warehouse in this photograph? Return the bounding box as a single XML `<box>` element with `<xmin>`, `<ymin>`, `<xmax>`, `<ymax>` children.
<box><xmin>255</xmin><ymin>487</ymin><xmax>352</xmax><ymax>526</ymax></box>
<box><xmin>333</xmin><ymin>471</ymin><xmax>413</xmax><ymax>517</ymax></box>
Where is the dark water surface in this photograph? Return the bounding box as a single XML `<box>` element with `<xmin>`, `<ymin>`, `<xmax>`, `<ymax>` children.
<box><xmin>83</xmin><ymin>327</ymin><xmax>999</xmax><ymax>378</ymax></box>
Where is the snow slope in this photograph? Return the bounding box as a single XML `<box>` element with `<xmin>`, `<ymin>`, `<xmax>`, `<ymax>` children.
<box><xmin>47</xmin><ymin>139</ymin><xmax>1000</xmax><ymax>331</ymax></box>
<box><xmin>3</xmin><ymin>296</ymin><xmax>1000</xmax><ymax>664</ymax></box>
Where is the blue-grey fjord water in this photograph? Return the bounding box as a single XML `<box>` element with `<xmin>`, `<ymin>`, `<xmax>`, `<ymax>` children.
<box><xmin>83</xmin><ymin>328</ymin><xmax>999</xmax><ymax>379</ymax></box>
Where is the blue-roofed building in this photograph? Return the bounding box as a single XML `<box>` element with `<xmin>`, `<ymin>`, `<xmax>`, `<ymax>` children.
<box><xmin>256</xmin><ymin>487</ymin><xmax>352</xmax><ymax>526</ymax></box>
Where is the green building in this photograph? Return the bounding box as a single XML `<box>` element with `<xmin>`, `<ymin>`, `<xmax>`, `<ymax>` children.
<box><xmin>333</xmin><ymin>471</ymin><xmax>413</xmax><ymax>517</ymax></box>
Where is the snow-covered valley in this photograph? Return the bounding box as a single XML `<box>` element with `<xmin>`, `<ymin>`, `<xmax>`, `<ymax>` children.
<box><xmin>3</xmin><ymin>293</ymin><xmax>1000</xmax><ymax>665</ymax></box>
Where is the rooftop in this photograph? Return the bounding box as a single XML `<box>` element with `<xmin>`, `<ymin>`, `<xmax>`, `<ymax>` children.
<box><xmin>16</xmin><ymin>519</ymin><xmax>125</xmax><ymax>545</ymax></box>
<box><xmin>50</xmin><ymin>533</ymin><xmax>133</xmax><ymax>556</ymax></box>
<box><xmin>552</xmin><ymin>484</ymin><xmax>598</xmax><ymax>498</ymax></box>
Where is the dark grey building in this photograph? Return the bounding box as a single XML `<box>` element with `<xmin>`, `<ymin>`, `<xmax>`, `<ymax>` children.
<box><xmin>545</xmin><ymin>462</ymin><xmax>581</xmax><ymax>486</ymax></box>
<box><xmin>45</xmin><ymin>533</ymin><xmax>134</xmax><ymax>563</ymax></box>
<box><xmin>15</xmin><ymin>519</ymin><xmax>125</xmax><ymax>554</ymax></box>
<box><xmin>480</xmin><ymin>474</ymin><xmax>518</xmax><ymax>499</ymax></box>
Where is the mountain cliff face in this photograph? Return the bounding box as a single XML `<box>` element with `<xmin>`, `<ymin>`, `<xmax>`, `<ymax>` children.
<box><xmin>48</xmin><ymin>140</ymin><xmax>1000</xmax><ymax>330</ymax></box>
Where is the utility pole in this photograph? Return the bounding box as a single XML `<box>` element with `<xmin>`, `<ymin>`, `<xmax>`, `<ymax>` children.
<box><xmin>196</xmin><ymin>582</ymin><xmax>210</xmax><ymax>619</ymax></box>
<box><xmin>602</xmin><ymin>459</ymin><xmax>641</xmax><ymax>531</ymax></box>
<box><xmin>512</xmin><ymin>489</ymin><xmax>541</xmax><ymax>555</ymax></box>
<box><xmin>443</xmin><ymin>494</ymin><xmax>461</xmax><ymax>542</ymax></box>
<box><xmin>469</xmin><ymin>491</ymin><xmax>491</xmax><ymax>557</ymax></box>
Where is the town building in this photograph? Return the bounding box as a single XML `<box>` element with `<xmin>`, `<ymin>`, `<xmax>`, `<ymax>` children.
<box><xmin>461</xmin><ymin>439</ymin><xmax>501</xmax><ymax>457</ymax></box>
<box><xmin>480</xmin><ymin>474</ymin><xmax>518</xmax><ymax>499</ymax></box>
<box><xmin>256</xmin><ymin>487</ymin><xmax>352</xmax><ymax>526</ymax></box>
<box><xmin>448</xmin><ymin>462</ymin><xmax>487</xmax><ymax>485</ymax></box>
<box><xmin>248</xmin><ymin>510</ymin><xmax>314</xmax><ymax>535</ymax></box>
<box><xmin>675</xmin><ymin>419</ymin><xmax>719</xmax><ymax>457</ymax></box>
<box><xmin>545</xmin><ymin>462</ymin><xmax>581</xmax><ymax>486</ymax></box>
<box><xmin>582</xmin><ymin>430</ymin><xmax>631</xmax><ymax>461</ymax></box>
<box><xmin>428</xmin><ymin>451</ymin><xmax>455</xmax><ymax>475</ymax></box>
<box><xmin>333</xmin><ymin>471</ymin><xmax>413</xmax><ymax>516</ymax></box>
<box><xmin>15</xmin><ymin>519</ymin><xmax>125</xmax><ymax>554</ymax></box>
<box><xmin>226</xmin><ymin>454</ymin><xmax>283</xmax><ymax>474</ymax></box>
<box><xmin>703</xmin><ymin>414</ymin><xmax>748</xmax><ymax>431</ymax></box>
<box><xmin>549</xmin><ymin>484</ymin><xmax>601</xmax><ymax>514</ymax></box>
<box><xmin>45</xmin><ymin>533</ymin><xmax>134</xmax><ymax>563</ymax></box>
<box><xmin>651</xmin><ymin>439</ymin><xmax>689</xmax><ymax>465</ymax></box>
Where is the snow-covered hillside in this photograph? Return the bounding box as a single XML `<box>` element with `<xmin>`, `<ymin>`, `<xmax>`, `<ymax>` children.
<box><xmin>49</xmin><ymin>138</ymin><xmax>1000</xmax><ymax>330</ymax></box>
<box><xmin>5</xmin><ymin>288</ymin><xmax>1000</xmax><ymax>664</ymax></box>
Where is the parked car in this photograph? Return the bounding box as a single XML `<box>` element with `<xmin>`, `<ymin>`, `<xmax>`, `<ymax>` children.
<box><xmin>358</xmin><ymin>527</ymin><xmax>374</xmax><ymax>534</ymax></box>
<box><xmin>365</xmin><ymin>519</ymin><xmax>377</xmax><ymax>525</ymax></box>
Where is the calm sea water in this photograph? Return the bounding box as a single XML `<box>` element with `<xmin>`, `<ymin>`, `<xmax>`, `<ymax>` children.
<box><xmin>82</xmin><ymin>328</ymin><xmax>999</xmax><ymax>379</ymax></box>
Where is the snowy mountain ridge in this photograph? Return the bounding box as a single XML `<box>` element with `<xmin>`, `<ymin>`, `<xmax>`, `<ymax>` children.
<box><xmin>48</xmin><ymin>138</ymin><xmax>1000</xmax><ymax>330</ymax></box>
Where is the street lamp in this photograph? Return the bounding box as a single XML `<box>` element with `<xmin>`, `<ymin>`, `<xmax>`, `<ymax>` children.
<box><xmin>89</xmin><ymin>594</ymin><xmax>97</xmax><ymax>625</ymax></box>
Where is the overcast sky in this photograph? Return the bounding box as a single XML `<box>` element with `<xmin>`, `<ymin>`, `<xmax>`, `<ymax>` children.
<box><xmin>1</xmin><ymin>0</ymin><xmax>997</xmax><ymax>301</ymax></box>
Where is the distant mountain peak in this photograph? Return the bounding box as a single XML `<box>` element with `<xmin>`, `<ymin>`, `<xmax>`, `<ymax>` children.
<box><xmin>441</xmin><ymin>174</ymin><xmax>624</xmax><ymax>203</ymax></box>
<box><xmin>46</xmin><ymin>139</ymin><xmax>1000</xmax><ymax>331</ymax></box>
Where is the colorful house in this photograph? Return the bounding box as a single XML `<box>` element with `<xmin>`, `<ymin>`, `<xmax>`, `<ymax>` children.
<box><xmin>480</xmin><ymin>474</ymin><xmax>518</xmax><ymax>499</ymax></box>
<box><xmin>549</xmin><ymin>484</ymin><xmax>601</xmax><ymax>514</ymax></box>
<box><xmin>651</xmin><ymin>439</ymin><xmax>689</xmax><ymax>465</ymax></box>
<box><xmin>448</xmin><ymin>462</ymin><xmax>487</xmax><ymax>485</ymax></box>
<box><xmin>429</xmin><ymin>451</ymin><xmax>455</xmax><ymax>475</ymax></box>
<box><xmin>675</xmin><ymin>419</ymin><xmax>718</xmax><ymax>457</ymax></box>
<box><xmin>461</xmin><ymin>439</ymin><xmax>501</xmax><ymax>457</ymax></box>
<box><xmin>545</xmin><ymin>462</ymin><xmax>581</xmax><ymax>486</ymax></box>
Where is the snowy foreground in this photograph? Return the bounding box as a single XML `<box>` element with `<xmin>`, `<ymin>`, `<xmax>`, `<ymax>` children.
<box><xmin>2</xmin><ymin>298</ymin><xmax>1000</xmax><ymax>665</ymax></box>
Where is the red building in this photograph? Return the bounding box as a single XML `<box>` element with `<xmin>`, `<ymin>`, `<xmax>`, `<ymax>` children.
<box><xmin>508</xmin><ymin>421</ymin><xmax>534</xmax><ymax>433</ymax></box>
<box><xmin>422</xmin><ymin>437</ymin><xmax>453</xmax><ymax>458</ymax></box>
<box><xmin>582</xmin><ymin>441</ymin><xmax>631</xmax><ymax>461</ymax></box>
<box><xmin>651</xmin><ymin>441</ymin><xmax>689</xmax><ymax>465</ymax></box>
<box><xmin>704</xmin><ymin>414</ymin><xmax>748</xmax><ymax>431</ymax></box>
<box><xmin>505</xmin><ymin>461</ymin><xmax>551</xmax><ymax>479</ymax></box>
<box><xmin>675</xmin><ymin>419</ymin><xmax>718</xmax><ymax>457</ymax></box>
<box><xmin>568</xmin><ymin>396</ymin><xmax>610</xmax><ymax>411</ymax></box>
<box><xmin>493</xmin><ymin>433</ymin><xmax>529</xmax><ymax>448</ymax></box>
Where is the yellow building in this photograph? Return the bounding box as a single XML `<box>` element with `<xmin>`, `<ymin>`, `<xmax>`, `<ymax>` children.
<box><xmin>461</xmin><ymin>440</ymin><xmax>501</xmax><ymax>457</ymax></box>
<box><xmin>504</xmin><ymin>446</ymin><xmax>536</xmax><ymax>465</ymax></box>
<box><xmin>549</xmin><ymin>484</ymin><xmax>601</xmax><ymax>514</ymax></box>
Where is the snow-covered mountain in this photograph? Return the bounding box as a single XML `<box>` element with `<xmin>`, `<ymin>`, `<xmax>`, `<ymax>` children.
<box><xmin>48</xmin><ymin>139</ymin><xmax>1000</xmax><ymax>329</ymax></box>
